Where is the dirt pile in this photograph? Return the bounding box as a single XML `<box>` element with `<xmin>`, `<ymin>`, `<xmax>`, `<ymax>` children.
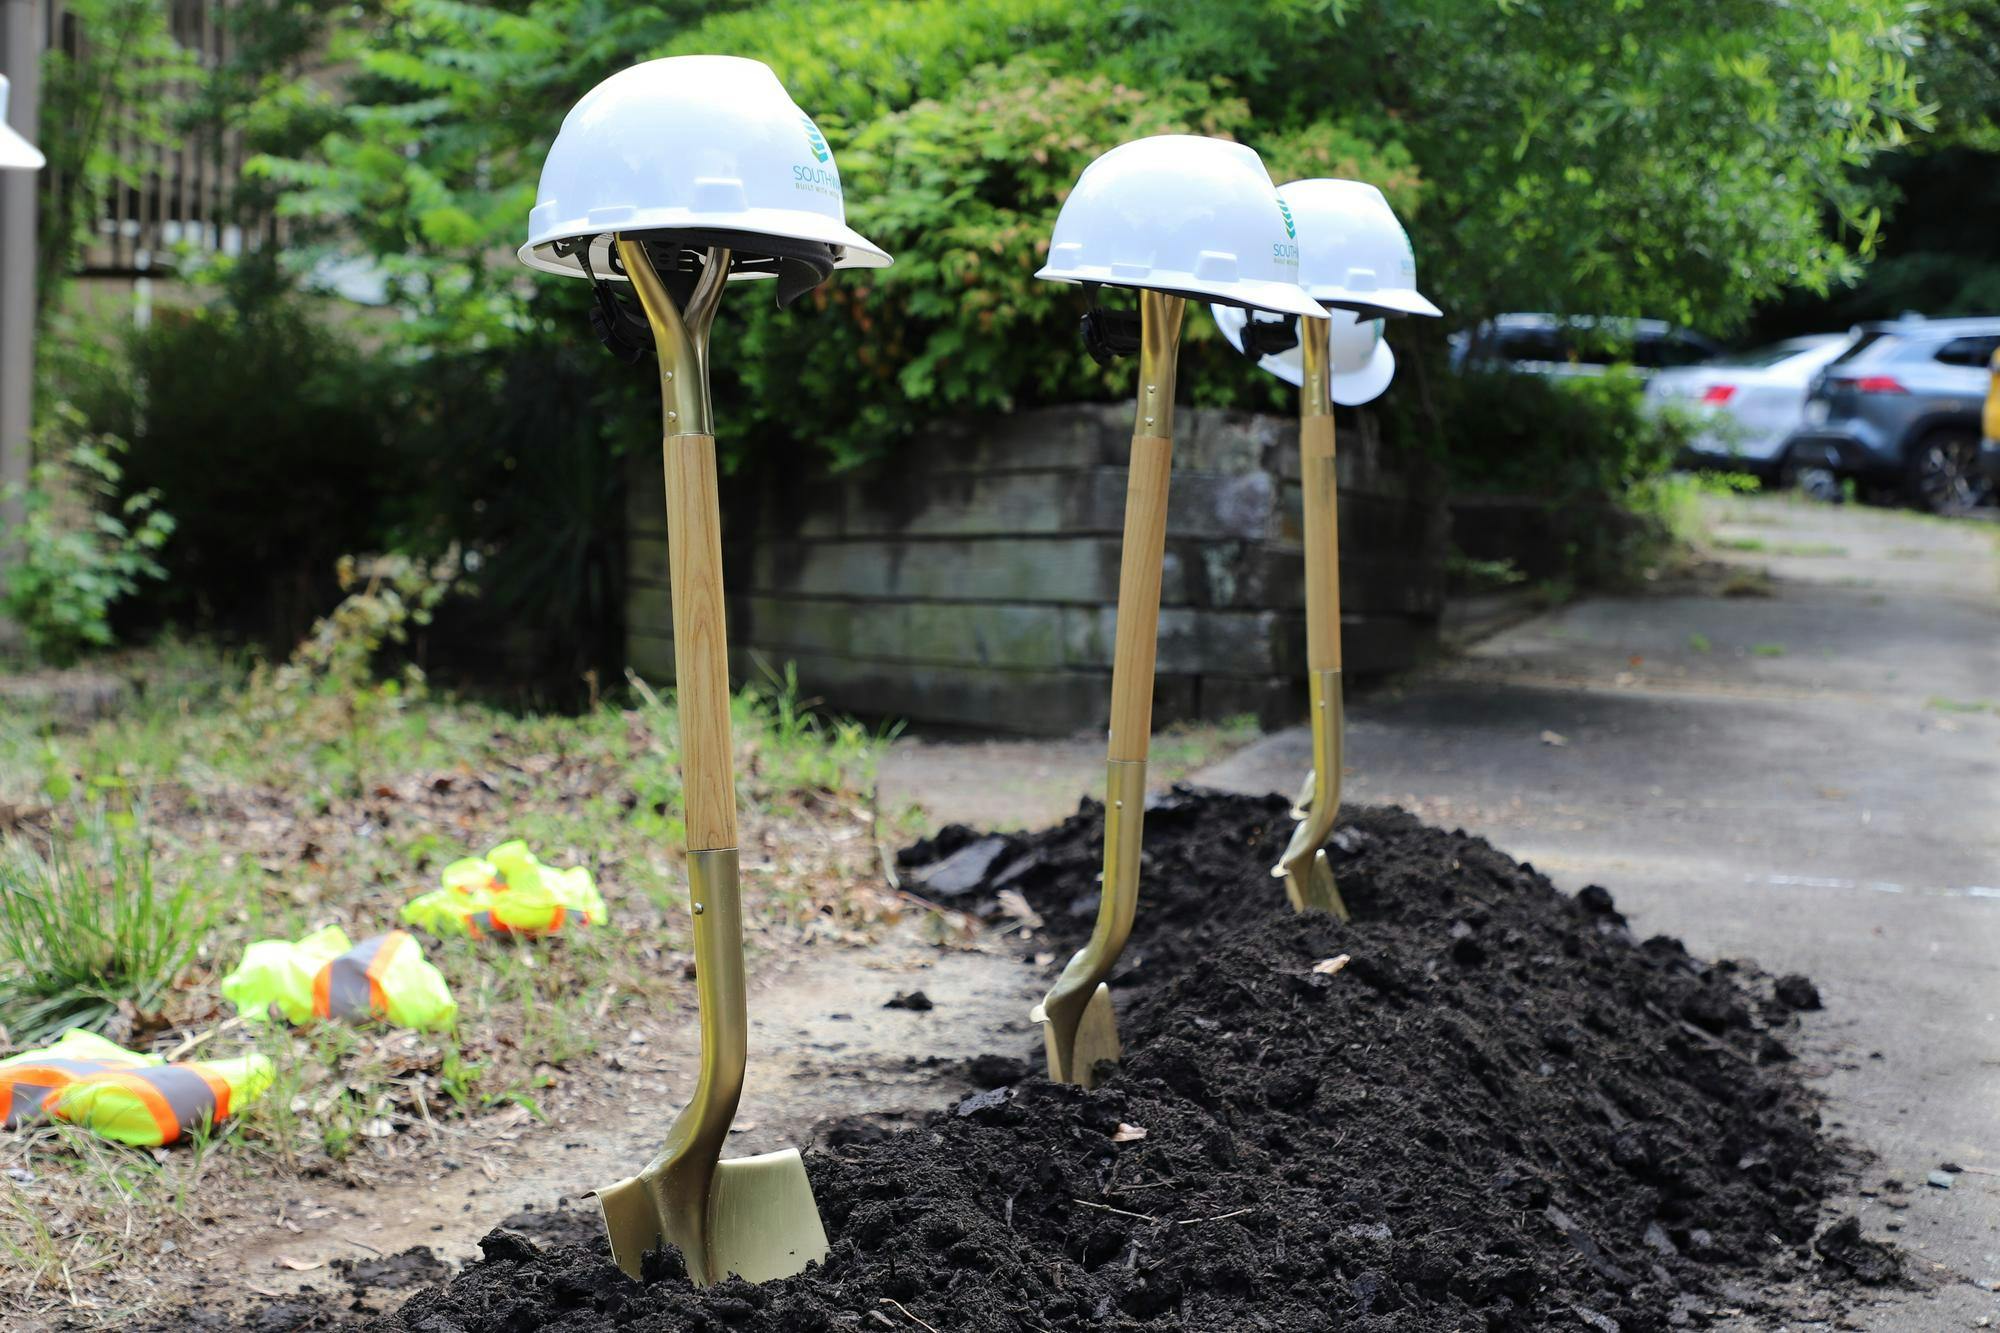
<box><xmin>388</xmin><ymin>790</ymin><xmax>1882</xmax><ymax>1332</ymax></box>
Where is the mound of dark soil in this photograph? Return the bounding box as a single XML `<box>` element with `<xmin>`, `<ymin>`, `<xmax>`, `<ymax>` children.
<box><xmin>390</xmin><ymin>791</ymin><xmax>1882</xmax><ymax>1332</ymax></box>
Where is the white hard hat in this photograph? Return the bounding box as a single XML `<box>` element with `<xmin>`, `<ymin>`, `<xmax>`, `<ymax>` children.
<box><xmin>520</xmin><ymin>55</ymin><xmax>889</xmax><ymax>295</ymax></box>
<box><xmin>1212</xmin><ymin>304</ymin><xmax>1395</xmax><ymax>405</ymax></box>
<box><xmin>1036</xmin><ymin>136</ymin><xmax>1322</xmax><ymax>319</ymax></box>
<box><xmin>1279</xmin><ymin>178</ymin><xmax>1438</xmax><ymax>319</ymax></box>
<box><xmin>0</xmin><ymin>76</ymin><xmax>44</xmax><ymax>171</ymax></box>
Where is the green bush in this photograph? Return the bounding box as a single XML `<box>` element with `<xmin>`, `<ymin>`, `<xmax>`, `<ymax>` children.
<box><xmin>69</xmin><ymin>259</ymin><xmax>412</xmax><ymax>647</ymax></box>
<box><xmin>1393</xmin><ymin>368</ymin><xmax>1702</xmax><ymax>586</ymax></box>
<box><xmin>0</xmin><ymin>405</ymin><xmax>174</xmax><ymax>666</ymax></box>
<box><xmin>721</xmin><ymin>59</ymin><xmax>1275</xmax><ymax>470</ymax></box>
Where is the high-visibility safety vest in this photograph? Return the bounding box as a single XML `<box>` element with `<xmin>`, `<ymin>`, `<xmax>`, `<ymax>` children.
<box><xmin>221</xmin><ymin>925</ymin><xmax>457</xmax><ymax>1031</ymax></box>
<box><xmin>0</xmin><ymin>1029</ymin><xmax>272</xmax><ymax>1147</ymax></box>
<box><xmin>402</xmin><ymin>839</ymin><xmax>607</xmax><ymax>938</ymax></box>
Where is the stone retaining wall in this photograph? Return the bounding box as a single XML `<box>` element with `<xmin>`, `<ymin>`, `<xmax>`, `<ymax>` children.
<box><xmin>626</xmin><ymin>404</ymin><xmax>1447</xmax><ymax>735</ymax></box>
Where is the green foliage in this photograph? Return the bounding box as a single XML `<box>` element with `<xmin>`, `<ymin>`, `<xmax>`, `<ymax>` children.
<box><xmin>1423</xmin><ymin>369</ymin><xmax>1696</xmax><ymax>505</ymax></box>
<box><xmin>0</xmin><ymin>405</ymin><xmax>173</xmax><ymax>666</ymax></box>
<box><xmin>34</xmin><ymin>0</ymin><xmax>195</xmax><ymax>311</ymax></box>
<box><xmin>0</xmin><ymin>821</ymin><xmax>211</xmax><ymax>1046</ymax></box>
<box><xmin>39</xmin><ymin>0</ymin><xmax>1951</xmax><ymax>660</ymax></box>
<box><xmin>1374</xmin><ymin>0</ymin><xmax>1929</xmax><ymax>329</ymax></box>
<box><xmin>241</xmin><ymin>552</ymin><xmax>456</xmax><ymax>797</ymax></box>
<box><xmin>727</xmin><ymin>58</ymin><xmax>1277</xmax><ymax>468</ymax></box>
<box><xmin>238</xmin><ymin>0</ymin><xmax>1936</xmax><ymax>457</ymax></box>
<box><xmin>64</xmin><ymin>259</ymin><xmax>412</xmax><ymax>646</ymax></box>
<box><xmin>1413</xmin><ymin>368</ymin><xmax>1705</xmax><ymax>586</ymax></box>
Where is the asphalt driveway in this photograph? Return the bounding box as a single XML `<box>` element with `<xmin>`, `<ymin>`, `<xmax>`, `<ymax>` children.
<box><xmin>1197</xmin><ymin>495</ymin><xmax>2000</xmax><ymax>1328</ymax></box>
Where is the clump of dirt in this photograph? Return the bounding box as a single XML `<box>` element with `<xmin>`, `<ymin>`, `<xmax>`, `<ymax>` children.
<box><xmin>332</xmin><ymin>1245</ymin><xmax>453</xmax><ymax>1293</ymax></box>
<box><xmin>389</xmin><ymin>790</ymin><xmax>1880</xmax><ymax>1332</ymax></box>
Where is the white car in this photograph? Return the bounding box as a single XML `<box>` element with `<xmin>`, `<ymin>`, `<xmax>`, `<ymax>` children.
<box><xmin>1646</xmin><ymin>334</ymin><xmax>1852</xmax><ymax>479</ymax></box>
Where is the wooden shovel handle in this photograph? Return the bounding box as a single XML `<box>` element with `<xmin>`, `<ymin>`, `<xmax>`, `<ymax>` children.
<box><xmin>1299</xmin><ymin>412</ymin><xmax>1342</xmax><ymax>672</ymax></box>
<box><xmin>664</xmin><ymin>432</ymin><xmax>738</xmax><ymax>853</ymax></box>
<box><xmin>1107</xmin><ymin>432</ymin><xmax>1174</xmax><ymax>763</ymax></box>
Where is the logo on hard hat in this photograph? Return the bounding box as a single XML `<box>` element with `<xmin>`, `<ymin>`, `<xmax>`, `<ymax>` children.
<box><xmin>1278</xmin><ymin>198</ymin><xmax>1296</xmax><ymax>240</ymax></box>
<box><xmin>802</xmin><ymin>117</ymin><xmax>830</xmax><ymax>163</ymax></box>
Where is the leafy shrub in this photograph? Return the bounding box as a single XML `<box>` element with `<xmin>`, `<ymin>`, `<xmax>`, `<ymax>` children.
<box><xmin>68</xmin><ymin>258</ymin><xmax>412</xmax><ymax>648</ymax></box>
<box><xmin>0</xmin><ymin>405</ymin><xmax>174</xmax><ymax>666</ymax></box>
<box><xmin>1392</xmin><ymin>368</ymin><xmax>1702</xmax><ymax>586</ymax></box>
<box><xmin>239</xmin><ymin>552</ymin><xmax>455</xmax><ymax>795</ymax></box>
<box><xmin>0</xmin><ymin>821</ymin><xmax>210</xmax><ymax>1046</ymax></box>
<box><xmin>717</xmin><ymin>59</ymin><xmax>1257</xmax><ymax>470</ymax></box>
<box><xmin>1417</xmin><ymin>369</ymin><xmax>1695</xmax><ymax>503</ymax></box>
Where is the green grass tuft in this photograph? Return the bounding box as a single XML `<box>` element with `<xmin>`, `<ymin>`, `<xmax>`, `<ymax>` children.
<box><xmin>0</xmin><ymin>822</ymin><xmax>213</xmax><ymax>1046</ymax></box>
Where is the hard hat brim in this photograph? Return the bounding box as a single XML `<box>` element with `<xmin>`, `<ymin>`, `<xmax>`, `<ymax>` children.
<box><xmin>1317</xmin><ymin>288</ymin><xmax>1442</xmax><ymax>320</ymax></box>
<box><xmin>1039</xmin><ymin>265</ymin><xmax>1324</xmax><ymax>320</ymax></box>
<box><xmin>0</xmin><ymin>123</ymin><xmax>44</xmax><ymax>171</ymax></box>
<box><xmin>521</xmin><ymin>209</ymin><xmax>891</xmax><ymax>281</ymax></box>
<box><xmin>1212</xmin><ymin>302</ymin><xmax>1397</xmax><ymax>402</ymax></box>
<box><xmin>1330</xmin><ymin>340</ymin><xmax>1396</xmax><ymax>406</ymax></box>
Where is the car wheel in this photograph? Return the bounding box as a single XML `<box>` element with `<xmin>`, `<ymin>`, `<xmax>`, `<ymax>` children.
<box><xmin>1904</xmin><ymin>427</ymin><xmax>1990</xmax><ymax>515</ymax></box>
<box><xmin>1779</xmin><ymin>447</ymin><xmax>1843</xmax><ymax>503</ymax></box>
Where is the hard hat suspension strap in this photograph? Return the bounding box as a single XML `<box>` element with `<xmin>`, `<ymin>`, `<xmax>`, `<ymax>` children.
<box><xmin>572</xmin><ymin>238</ymin><xmax>655</xmax><ymax>365</ymax></box>
<box><xmin>1240</xmin><ymin>312</ymin><xmax>1301</xmax><ymax>358</ymax></box>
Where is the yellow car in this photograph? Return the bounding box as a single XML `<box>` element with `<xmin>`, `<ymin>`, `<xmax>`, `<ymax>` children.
<box><xmin>1984</xmin><ymin>347</ymin><xmax>2000</xmax><ymax>494</ymax></box>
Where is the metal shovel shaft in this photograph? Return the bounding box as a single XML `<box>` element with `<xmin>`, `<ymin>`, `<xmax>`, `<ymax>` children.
<box><xmin>1273</xmin><ymin>317</ymin><xmax>1350</xmax><ymax>918</ymax></box>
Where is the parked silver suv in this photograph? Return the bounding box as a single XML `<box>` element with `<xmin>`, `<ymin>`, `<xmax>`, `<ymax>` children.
<box><xmin>1785</xmin><ymin>316</ymin><xmax>2000</xmax><ymax>513</ymax></box>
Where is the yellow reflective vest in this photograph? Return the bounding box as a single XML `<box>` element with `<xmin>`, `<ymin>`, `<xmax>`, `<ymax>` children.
<box><xmin>403</xmin><ymin>839</ymin><xmax>606</xmax><ymax>938</ymax></box>
<box><xmin>221</xmin><ymin>925</ymin><xmax>457</xmax><ymax>1031</ymax></box>
<box><xmin>0</xmin><ymin>1029</ymin><xmax>272</xmax><ymax>1147</ymax></box>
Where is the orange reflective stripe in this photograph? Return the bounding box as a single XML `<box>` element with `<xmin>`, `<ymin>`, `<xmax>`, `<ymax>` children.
<box><xmin>187</xmin><ymin>1064</ymin><xmax>233</xmax><ymax>1122</ymax></box>
<box><xmin>364</xmin><ymin>932</ymin><xmax>408</xmax><ymax>1014</ymax></box>
<box><xmin>312</xmin><ymin>961</ymin><xmax>333</xmax><ymax>1018</ymax></box>
<box><xmin>547</xmin><ymin>905</ymin><xmax>566</xmax><ymax>932</ymax></box>
<box><xmin>92</xmin><ymin>1070</ymin><xmax>181</xmax><ymax>1144</ymax></box>
<box><xmin>2</xmin><ymin>1060</ymin><xmax>115</xmax><ymax>1127</ymax></box>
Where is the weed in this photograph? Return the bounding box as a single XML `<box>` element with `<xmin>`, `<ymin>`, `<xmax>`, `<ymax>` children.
<box><xmin>438</xmin><ymin>1045</ymin><xmax>485</xmax><ymax>1111</ymax></box>
<box><xmin>1528</xmin><ymin>576</ymin><xmax>1578</xmax><ymax>609</ymax></box>
<box><xmin>1926</xmin><ymin>696</ymin><xmax>1995</xmax><ymax>715</ymax></box>
<box><xmin>0</xmin><ymin>821</ymin><xmax>212</xmax><ymax>1045</ymax></box>
<box><xmin>1751</xmin><ymin>643</ymin><xmax>1787</xmax><ymax>658</ymax></box>
<box><xmin>1447</xmin><ymin>552</ymin><xmax>1527</xmax><ymax>591</ymax></box>
<box><xmin>1687</xmin><ymin>632</ymin><xmax>1712</xmax><ymax>654</ymax></box>
<box><xmin>1148</xmin><ymin>715</ymin><xmax>1261</xmax><ymax>783</ymax></box>
<box><xmin>1719</xmin><ymin>568</ymin><xmax>1775</xmax><ymax>598</ymax></box>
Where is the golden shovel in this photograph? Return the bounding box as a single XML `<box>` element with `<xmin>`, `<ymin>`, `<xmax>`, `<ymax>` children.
<box><xmin>1271</xmin><ymin>315</ymin><xmax>1351</xmax><ymax>919</ymax></box>
<box><xmin>1032</xmin><ymin>290</ymin><xmax>1185</xmax><ymax>1088</ymax></box>
<box><xmin>591</xmin><ymin>236</ymin><xmax>830</xmax><ymax>1285</ymax></box>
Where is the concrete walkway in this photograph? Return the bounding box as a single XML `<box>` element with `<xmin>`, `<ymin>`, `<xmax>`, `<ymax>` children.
<box><xmin>1196</xmin><ymin>495</ymin><xmax>2000</xmax><ymax>1328</ymax></box>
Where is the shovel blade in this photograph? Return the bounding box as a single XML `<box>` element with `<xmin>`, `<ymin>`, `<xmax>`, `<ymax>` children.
<box><xmin>595</xmin><ymin>1149</ymin><xmax>828</xmax><ymax>1286</ymax></box>
<box><xmin>707</xmin><ymin>1150</ymin><xmax>830</xmax><ymax>1284</ymax></box>
<box><xmin>1035</xmin><ymin>982</ymin><xmax>1121</xmax><ymax>1089</ymax></box>
<box><xmin>1298</xmin><ymin>849</ymin><xmax>1349</xmax><ymax>919</ymax></box>
<box><xmin>1273</xmin><ymin>813</ymin><xmax>1351</xmax><ymax>918</ymax></box>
